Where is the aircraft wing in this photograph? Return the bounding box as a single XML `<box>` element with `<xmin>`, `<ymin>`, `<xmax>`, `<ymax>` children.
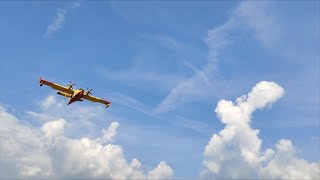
<box><xmin>83</xmin><ymin>94</ymin><xmax>111</xmax><ymax>108</ymax></box>
<box><xmin>40</xmin><ymin>78</ymin><xmax>74</xmax><ymax>95</ymax></box>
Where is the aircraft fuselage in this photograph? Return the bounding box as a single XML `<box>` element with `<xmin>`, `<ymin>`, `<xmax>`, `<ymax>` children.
<box><xmin>67</xmin><ymin>89</ymin><xmax>84</xmax><ymax>105</ymax></box>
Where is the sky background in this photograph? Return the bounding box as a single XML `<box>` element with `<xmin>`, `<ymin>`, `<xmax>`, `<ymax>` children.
<box><xmin>0</xmin><ymin>1</ymin><xmax>319</xmax><ymax>179</ymax></box>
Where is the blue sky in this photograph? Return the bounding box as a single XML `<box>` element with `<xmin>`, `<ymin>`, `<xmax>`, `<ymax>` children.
<box><xmin>0</xmin><ymin>1</ymin><xmax>319</xmax><ymax>179</ymax></box>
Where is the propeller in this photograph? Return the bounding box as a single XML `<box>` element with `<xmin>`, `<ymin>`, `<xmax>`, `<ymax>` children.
<box><xmin>68</xmin><ymin>81</ymin><xmax>76</xmax><ymax>88</ymax></box>
<box><xmin>86</xmin><ymin>88</ymin><xmax>93</xmax><ymax>95</ymax></box>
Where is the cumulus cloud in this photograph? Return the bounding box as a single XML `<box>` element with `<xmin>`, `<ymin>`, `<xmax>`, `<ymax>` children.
<box><xmin>99</xmin><ymin>121</ymin><xmax>119</xmax><ymax>143</ymax></box>
<box><xmin>260</xmin><ymin>139</ymin><xmax>320</xmax><ymax>179</ymax></box>
<box><xmin>0</xmin><ymin>107</ymin><xmax>51</xmax><ymax>178</ymax></box>
<box><xmin>202</xmin><ymin>81</ymin><xmax>319</xmax><ymax>179</ymax></box>
<box><xmin>41</xmin><ymin>95</ymin><xmax>63</xmax><ymax>109</ymax></box>
<box><xmin>148</xmin><ymin>161</ymin><xmax>174</xmax><ymax>180</ymax></box>
<box><xmin>41</xmin><ymin>118</ymin><xmax>65</xmax><ymax>144</ymax></box>
<box><xmin>0</xmin><ymin>106</ymin><xmax>173</xmax><ymax>179</ymax></box>
<box><xmin>29</xmin><ymin>95</ymin><xmax>110</xmax><ymax>136</ymax></box>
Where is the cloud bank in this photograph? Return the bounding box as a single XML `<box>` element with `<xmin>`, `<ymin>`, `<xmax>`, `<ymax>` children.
<box><xmin>0</xmin><ymin>106</ymin><xmax>173</xmax><ymax>179</ymax></box>
<box><xmin>203</xmin><ymin>81</ymin><xmax>319</xmax><ymax>179</ymax></box>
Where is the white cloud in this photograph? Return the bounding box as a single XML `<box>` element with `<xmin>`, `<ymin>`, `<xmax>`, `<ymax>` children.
<box><xmin>99</xmin><ymin>35</ymin><xmax>203</xmax><ymax>96</ymax></box>
<box><xmin>152</xmin><ymin>62</ymin><xmax>216</xmax><ymax>114</ymax></box>
<box><xmin>43</xmin><ymin>1</ymin><xmax>81</xmax><ymax>38</ymax></box>
<box><xmin>41</xmin><ymin>118</ymin><xmax>66</xmax><ymax>144</ymax></box>
<box><xmin>100</xmin><ymin>121</ymin><xmax>119</xmax><ymax>143</ymax></box>
<box><xmin>29</xmin><ymin>95</ymin><xmax>109</xmax><ymax>136</ymax></box>
<box><xmin>99</xmin><ymin>68</ymin><xmax>185</xmax><ymax>93</ymax></box>
<box><xmin>202</xmin><ymin>81</ymin><xmax>319</xmax><ymax>179</ymax></box>
<box><xmin>260</xmin><ymin>139</ymin><xmax>320</xmax><ymax>179</ymax></box>
<box><xmin>153</xmin><ymin>6</ymin><xmax>237</xmax><ymax>114</ymax></box>
<box><xmin>0</xmin><ymin>107</ymin><xmax>51</xmax><ymax>178</ymax></box>
<box><xmin>173</xmin><ymin>116</ymin><xmax>212</xmax><ymax>136</ymax></box>
<box><xmin>142</xmin><ymin>34</ymin><xmax>182</xmax><ymax>51</ymax></box>
<box><xmin>233</xmin><ymin>1</ymin><xmax>318</xmax><ymax>61</ymax></box>
<box><xmin>41</xmin><ymin>95</ymin><xmax>63</xmax><ymax>109</ymax></box>
<box><xmin>233</xmin><ymin>1</ymin><xmax>280</xmax><ymax>51</ymax></box>
<box><xmin>154</xmin><ymin>1</ymin><xmax>319</xmax><ymax>114</ymax></box>
<box><xmin>183</xmin><ymin>61</ymin><xmax>211</xmax><ymax>87</ymax></box>
<box><xmin>44</xmin><ymin>8</ymin><xmax>67</xmax><ymax>38</ymax></box>
<box><xmin>0</xmin><ymin>106</ymin><xmax>173</xmax><ymax>179</ymax></box>
<box><xmin>27</xmin><ymin>111</ymin><xmax>54</xmax><ymax>122</ymax></box>
<box><xmin>107</xmin><ymin>92</ymin><xmax>153</xmax><ymax>116</ymax></box>
<box><xmin>148</xmin><ymin>161</ymin><xmax>174</xmax><ymax>180</ymax></box>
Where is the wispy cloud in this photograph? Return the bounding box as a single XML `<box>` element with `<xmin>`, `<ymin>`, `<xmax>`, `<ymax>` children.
<box><xmin>140</xmin><ymin>33</ymin><xmax>207</xmax><ymax>63</ymax></box>
<box><xmin>43</xmin><ymin>8</ymin><xmax>67</xmax><ymax>38</ymax></box>
<box><xmin>147</xmin><ymin>2</ymin><xmax>243</xmax><ymax>114</ymax></box>
<box><xmin>98</xmin><ymin>68</ymin><xmax>186</xmax><ymax>93</ymax></box>
<box><xmin>98</xmin><ymin>33</ymin><xmax>208</xmax><ymax>100</ymax></box>
<box><xmin>173</xmin><ymin>115</ymin><xmax>212</xmax><ymax>136</ymax></box>
<box><xmin>98</xmin><ymin>32</ymin><xmax>209</xmax><ymax>114</ymax></box>
<box><xmin>183</xmin><ymin>61</ymin><xmax>211</xmax><ymax>87</ymax></box>
<box><xmin>141</xmin><ymin>34</ymin><xmax>182</xmax><ymax>51</ymax></box>
<box><xmin>152</xmin><ymin>72</ymin><xmax>214</xmax><ymax>114</ymax></box>
<box><xmin>43</xmin><ymin>1</ymin><xmax>81</xmax><ymax>38</ymax></box>
<box><xmin>152</xmin><ymin>10</ymin><xmax>237</xmax><ymax>114</ymax></box>
<box><xmin>106</xmin><ymin>92</ymin><xmax>153</xmax><ymax>116</ymax></box>
<box><xmin>153</xmin><ymin>1</ymin><xmax>319</xmax><ymax>114</ymax></box>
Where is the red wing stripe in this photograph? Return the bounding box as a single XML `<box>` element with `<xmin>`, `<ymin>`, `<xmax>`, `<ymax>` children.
<box><xmin>101</xmin><ymin>99</ymin><xmax>111</xmax><ymax>105</ymax></box>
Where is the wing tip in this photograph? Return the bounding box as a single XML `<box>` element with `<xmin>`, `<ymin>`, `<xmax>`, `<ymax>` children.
<box><xmin>40</xmin><ymin>77</ymin><xmax>44</xmax><ymax>86</ymax></box>
<box><xmin>39</xmin><ymin>77</ymin><xmax>54</xmax><ymax>86</ymax></box>
<box><xmin>101</xmin><ymin>99</ymin><xmax>111</xmax><ymax>108</ymax></box>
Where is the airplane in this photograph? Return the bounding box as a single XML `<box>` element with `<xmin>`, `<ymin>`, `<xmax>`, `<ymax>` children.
<box><xmin>39</xmin><ymin>77</ymin><xmax>111</xmax><ymax>108</ymax></box>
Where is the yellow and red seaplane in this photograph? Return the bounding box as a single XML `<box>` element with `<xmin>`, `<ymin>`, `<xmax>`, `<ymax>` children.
<box><xmin>39</xmin><ymin>77</ymin><xmax>111</xmax><ymax>108</ymax></box>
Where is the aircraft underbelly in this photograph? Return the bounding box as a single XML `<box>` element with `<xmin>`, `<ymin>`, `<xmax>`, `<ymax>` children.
<box><xmin>68</xmin><ymin>91</ymin><xmax>83</xmax><ymax>105</ymax></box>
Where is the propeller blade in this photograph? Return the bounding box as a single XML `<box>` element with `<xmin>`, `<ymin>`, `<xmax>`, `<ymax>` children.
<box><xmin>86</xmin><ymin>88</ymin><xmax>93</xmax><ymax>95</ymax></box>
<box><xmin>69</xmin><ymin>81</ymin><xmax>76</xmax><ymax>86</ymax></box>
